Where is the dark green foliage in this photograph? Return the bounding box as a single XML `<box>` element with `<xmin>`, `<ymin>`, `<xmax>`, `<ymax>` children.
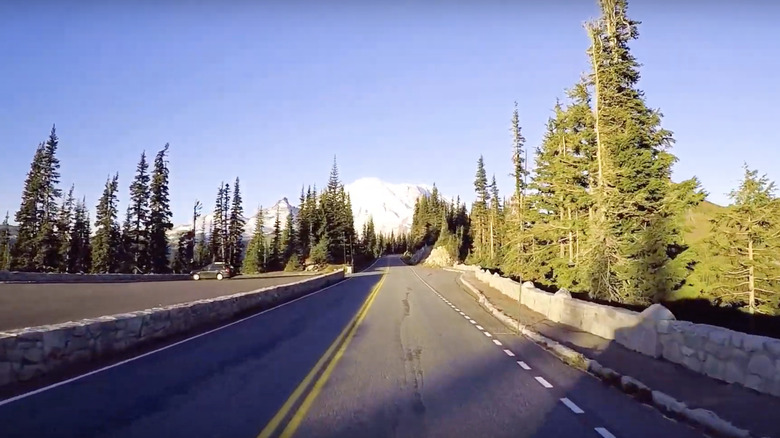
<box><xmin>706</xmin><ymin>166</ymin><xmax>780</xmax><ymax>314</ymax></box>
<box><xmin>410</xmin><ymin>189</ymin><xmax>470</xmax><ymax>262</ymax></box>
<box><xmin>67</xmin><ymin>198</ymin><xmax>92</xmax><ymax>273</ymax></box>
<box><xmin>173</xmin><ymin>231</ymin><xmax>194</xmax><ymax>273</ymax></box>
<box><xmin>92</xmin><ymin>174</ymin><xmax>121</xmax><ymax>273</ymax></box>
<box><xmin>268</xmin><ymin>211</ymin><xmax>283</xmax><ymax>271</ymax></box>
<box><xmin>12</xmin><ymin>144</ymin><xmax>45</xmax><ymax>271</ymax></box>
<box><xmin>123</xmin><ymin>151</ymin><xmax>151</xmax><ymax>273</ymax></box>
<box><xmin>33</xmin><ymin>126</ymin><xmax>64</xmax><ymax>272</ymax></box>
<box><xmin>242</xmin><ymin>207</ymin><xmax>266</xmax><ymax>274</ymax></box>
<box><xmin>210</xmin><ymin>183</ymin><xmax>225</xmax><ymax>261</ymax></box>
<box><xmin>227</xmin><ymin>177</ymin><xmax>245</xmax><ymax>269</ymax></box>
<box><xmin>57</xmin><ymin>185</ymin><xmax>76</xmax><ymax>272</ymax></box>
<box><xmin>148</xmin><ymin>144</ymin><xmax>173</xmax><ymax>273</ymax></box>
<box><xmin>0</xmin><ymin>212</ymin><xmax>11</xmax><ymax>270</ymax></box>
<box><xmin>194</xmin><ymin>218</ymin><xmax>210</xmax><ymax>267</ymax></box>
<box><xmin>282</xmin><ymin>208</ymin><xmax>297</xmax><ymax>266</ymax></box>
<box><xmin>296</xmin><ymin>187</ymin><xmax>310</xmax><ymax>259</ymax></box>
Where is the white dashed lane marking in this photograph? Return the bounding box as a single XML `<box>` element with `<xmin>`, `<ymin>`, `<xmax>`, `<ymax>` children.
<box><xmin>560</xmin><ymin>398</ymin><xmax>584</xmax><ymax>414</ymax></box>
<box><xmin>469</xmin><ymin>320</ymin><xmax>476</xmax><ymax>324</ymax></box>
<box><xmin>476</xmin><ymin>325</ymin><xmax>484</xmax><ymax>330</ymax></box>
<box><xmin>517</xmin><ymin>361</ymin><xmax>531</xmax><ymax>370</ymax></box>
<box><xmin>594</xmin><ymin>427</ymin><xmax>616</xmax><ymax>438</ymax></box>
<box><xmin>492</xmin><ymin>339</ymin><xmax>503</xmax><ymax>346</ymax></box>
<box><xmin>534</xmin><ymin>376</ymin><xmax>553</xmax><ymax>388</ymax></box>
<box><xmin>503</xmin><ymin>349</ymin><xmax>515</xmax><ymax>357</ymax></box>
<box><xmin>483</xmin><ymin>332</ymin><xmax>492</xmax><ymax>337</ymax></box>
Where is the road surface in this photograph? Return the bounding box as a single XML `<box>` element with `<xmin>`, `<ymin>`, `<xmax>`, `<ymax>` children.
<box><xmin>0</xmin><ymin>256</ymin><xmax>703</xmax><ymax>437</ymax></box>
<box><xmin>0</xmin><ymin>273</ymin><xmax>315</xmax><ymax>331</ymax></box>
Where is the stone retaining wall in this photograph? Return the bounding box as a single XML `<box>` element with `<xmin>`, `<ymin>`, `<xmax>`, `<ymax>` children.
<box><xmin>0</xmin><ymin>270</ymin><xmax>344</xmax><ymax>388</ymax></box>
<box><xmin>0</xmin><ymin>270</ymin><xmax>189</xmax><ymax>283</ymax></box>
<box><xmin>453</xmin><ymin>263</ymin><xmax>780</xmax><ymax>397</ymax></box>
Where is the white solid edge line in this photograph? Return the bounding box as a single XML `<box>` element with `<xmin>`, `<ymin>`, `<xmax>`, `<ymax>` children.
<box><xmin>517</xmin><ymin>361</ymin><xmax>531</xmax><ymax>370</ymax></box>
<box><xmin>534</xmin><ymin>376</ymin><xmax>553</xmax><ymax>388</ymax></box>
<box><xmin>503</xmin><ymin>349</ymin><xmax>515</xmax><ymax>357</ymax></box>
<box><xmin>594</xmin><ymin>427</ymin><xmax>617</xmax><ymax>438</ymax></box>
<box><xmin>483</xmin><ymin>331</ymin><xmax>492</xmax><ymax>337</ymax></box>
<box><xmin>492</xmin><ymin>339</ymin><xmax>503</xmax><ymax>346</ymax></box>
<box><xmin>0</xmin><ymin>257</ymin><xmax>386</xmax><ymax>408</ymax></box>
<box><xmin>476</xmin><ymin>325</ymin><xmax>484</xmax><ymax>330</ymax></box>
<box><xmin>560</xmin><ymin>398</ymin><xmax>584</xmax><ymax>414</ymax></box>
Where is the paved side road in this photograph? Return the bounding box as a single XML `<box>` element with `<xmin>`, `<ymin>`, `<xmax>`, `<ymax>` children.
<box><xmin>0</xmin><ymin>274</ymin><xmax>315</xmax><ymax>331</ymax></box>
<box><xmin>0</xmin><ymin>257</ymin><xmax>704</xmax><ymax>437</ymax></box>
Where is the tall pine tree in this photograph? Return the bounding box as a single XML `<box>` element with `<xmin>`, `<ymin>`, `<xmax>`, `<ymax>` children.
<box><xmin>242</xmin><ymin>207</ymin><xmax>266</xmax><ymax>274</ymax></box>
<box><xmin>227</xmin><ymin>177</ymin><xmax>245</xmax><ymax>269</ymax></box>
<box><xmin>583</xmin><ymin>0</ymin><xmax>702</xmax><ymax>303</ymax></box>
<box><xmin>12</xmin><ymin>144</ymin><xmax>45</xmax><ymax>271</ymax></box>
<box><xmin>68</xmin><ymin>198</ymin><xmax>92</xmax><ymax>273</ymax></box>
<box><xmin>707</xmin><ymin>166</ymin><xmax>780</xmax><ymax>314</ymax></box>
<box><xmin>268</xmin><ymin>211</ymin><xmax>283</xmax><ymax>271</ymax></box>
<box><xmin>124</xmin><ymin>151</ymin><xmax>151</xmax><ymax>273</ymax></box>
<box><xmin>211</xmin><ymin>183</ymin><xmax>225</xmax><ymax>261</ymax></box>
<box><xmin>148</xmin><ymin>144</ymin><xmax>173</xmax><ymax>273</ymax></box>
<box><xmin>57</xmin><ymin>185</ymin><xmax>76</xmax><ymax>272</ymax></box>
<box><xmin>0</xmin><ymin>212</ymin><xmax>10</xmax><ymax>271</ymax></box>
<box><xmin>34</xmin><ymin>126</ymin><xmax>64</xmax><ymax>272</ymax></box>
<box><xmin>93</xmin><ymin>174</ymin><xmax>121</xmax><ymax>273</ymax></box>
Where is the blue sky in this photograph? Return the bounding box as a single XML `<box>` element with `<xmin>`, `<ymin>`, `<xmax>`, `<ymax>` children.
<box><xmin>1</xmin><ymin>1</ymin><xmax>778</xmax><ymax>225</ymax></box>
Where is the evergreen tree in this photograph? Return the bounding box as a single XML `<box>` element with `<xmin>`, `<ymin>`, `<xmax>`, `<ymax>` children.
<box><xmin>12</xmin><ymin>144</ymin><xmax>45</xmax><ymax>271</ymax></box>
<box><xmin>221</xmin><ymin>181</ymin><xmax>231</xmax><ymax>262</ymax></box>
<box><xmin>173</xmin><ymin>231</ymin><xmax>194</xmax><ymax>273</ymax></box>
<box><xmin>227</xmin><ymin>177</ymin><xmax>245</xmax><ymax>269</ymax></box>
<box><xmin>282</xmin><ymin>208</ymin><xmax>297</xmax><ymax>266</ymax></box>
<box><xmin>502</xmin><ymin>103</ymin><xmax>534</xmax><ymax>278</ymax></box>
<box><xmin>57</xmin><ymin>185</ymin><xmax>76</xmax><ymax>272</ymax></box>
<box><xmin>0</xmin><ymin>212</ymin><xmax>10</xmax><ymax>271</ymax></box>
<box><xmin>296</xmin><ymin>187</ymin><xmax>310</xmax><ymax>259</ymax></box>
<box><xmin>34</xmin><ymin>126</ymin><xmax>64</xmax><ymax>272</ymax></box>
<box><xmin>67</xmin><ymin>198</ymin><xmax>92</xmax><ymax>273</ymax></box>
<box><xmin>468</xmin><ymin>156</ymin><xmax>490</xmax><ymax>263</ymax></box>
<box><xmin>488</xmin><ymin>175</ymin><xmax>503</xmax><ymax>264</ymax></box>
<box><xmin>194</xmin><ymin>217</ymin><xmax>210</xmax><ymax>267</ymax></box>
<box><xmin>268</xmin><ymin>211</ymin><xmax>283</xmax><ymax>271</ymax></box>
<box><xmin>125</xmin><ymin>151</ymin><xmax>151</xmax><ymax>273</ymax></box>
<box><xmin>93</xmin><ymin>174</ymin><xmax>121</xmax><ymax>273</ymax></box>
<box><xmin>148</xmin><ymin>143</ymin><xmax>173</xmax><ymax>273</ymax></box>
<box><xmin>211</xmin><ymin>184</ymin><xmax>225</xmax><ymax>261</ymax></box>
<box><xmin>708</xmin><ymin>166</ymin><xmax>780</xmax><ymax>314</ymax></box>
<box><xmin>582</xmin><ymin>0</ymin><xmax>702</xmax><ymax>303</ymax></box>
<box><xmin>242</xmin><ymin>207</ymin><xmax>266</xmax><ymax>274</ymax></box>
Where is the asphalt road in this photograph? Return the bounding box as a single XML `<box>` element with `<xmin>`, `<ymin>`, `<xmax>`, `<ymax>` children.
<box><xmin>0</xmin><ymin>256</ymin><xmax>704</xmax><ymax>438</ymax></box>
<box><xmin>0</xmin><ymin>273</ymin><xmax>315</xmax><ymax>331</ymax></box>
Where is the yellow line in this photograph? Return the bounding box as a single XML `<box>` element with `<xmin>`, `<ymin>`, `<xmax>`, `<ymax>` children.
<box><xmin>257</xmin><ymin>263</ymin><xmax>388</xmax><ymax>438</ymax></box>
<box><xmin>279</xmin><ymin>270</ymin><xmax>386</xmax><ymax>438</ymax></box>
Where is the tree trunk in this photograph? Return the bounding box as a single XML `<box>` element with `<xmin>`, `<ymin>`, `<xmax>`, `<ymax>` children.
<box><xmin>587</xmin><ymin>24</ymin><xmax>605</xmax><ymax>191</ymax></box>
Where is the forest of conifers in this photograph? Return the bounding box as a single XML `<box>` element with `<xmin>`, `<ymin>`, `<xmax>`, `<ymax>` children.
<box><xmin>410</xmin><ymin>0</ymin><xmax>780</xmax><ymax>317</ymax></box>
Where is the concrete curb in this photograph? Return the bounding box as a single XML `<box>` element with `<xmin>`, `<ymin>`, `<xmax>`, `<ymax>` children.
<box><xmin>457</xmin><ymin>275</ymin><xmax>755</xmax><ymax>438</ymax></box>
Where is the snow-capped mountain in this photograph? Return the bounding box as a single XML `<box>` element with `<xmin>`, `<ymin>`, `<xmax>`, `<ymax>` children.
<box><xmin>169</xmin><ymin>179</ymin><xmax>432</xmax><ymax>239</ymax></box>
<box><xmin>346</xmin><ymin>177</ymin><xmax>433</xmax><ymax>236</ymax></box>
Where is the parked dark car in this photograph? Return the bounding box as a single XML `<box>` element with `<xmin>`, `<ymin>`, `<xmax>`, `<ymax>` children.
<box><xmin>191</xmin><ymin>262</ymin><xmax>234</xmax><ymax>280</ymax></box>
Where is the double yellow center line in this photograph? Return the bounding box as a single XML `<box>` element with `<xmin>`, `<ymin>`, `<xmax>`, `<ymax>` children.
<box><xmin>257</xmin><ymin>263</ymin><xmax>389</xmax><ymax>438</ymax></box>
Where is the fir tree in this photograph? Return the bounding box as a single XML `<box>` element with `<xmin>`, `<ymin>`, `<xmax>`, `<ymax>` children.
<box><xmin>57</xmin><ymin>185</ymin><xmax>76</xmax><ymax>272</ymax></box>
<box><xmin>34</xmin><ymin>126</ymin><xmax>64</xmax><ymax>272</ymax></box>
<box><xmin>93</xmin><ymin>174</ymin><xmax>121</xmax><ymax>273</ymax></box>
<box><xmin>708</xmin><ymin>166</ymin><xmax>780</xmax><ymax>314</ymax></box>
<box><xmin>469</xmin><ymin>156</ymin><xmax>490</xmax><ymax>263</ymax></box>
<box><xmin>148</xmin><ymin>143</ymin><xmax>173</xmax><ymax>273</ymax></box>
<box><xmin>296</xmin><ymin>186</ymin><xmax>310</xmax><ymax>259</ymax></box>
<box><xmin>282</xmin><ymin>208</ymin><xmax>297</xmax><ymax>266</ymax></box>
<box><xmin>211</xmin><ymin>184</ymin><xmax>225</xmax><ymax>261</ymax></box>
<box><xmin>268</xmin><ymin>211</ymin><xmax>283</xmax><ymax>270</ymax></box>
<box><xmin>12</xmin><ymin>144</ymin><xmax>45</xmax><ymax>271</ymax></box>
<box><xmin>194</xmin><ymin>217</ymin><xmax>210</xmax><ymax>267</ymax></box>
<box><xmin>242</xmin><ymin>207</ymin><xmax>266</xmax><ymax>274</ymax></box>
<box><xmin>227</xmin><ymin>177</ymin><xmax>245</xmax><ymax>269</ymax></box>
<box><xmin>125</xmin><ymin>151</ymin><xmax>151</xmax><ymax>273</ymax></box>
<box><xmin>68</xmin><ymin>198</ymin><xmax>92</xmax><ymax>273</ymax></box>
<box><xmin>582</xmin><ymin>0</ymin><xmax>703</xmax><ymax>303</ymax></box>
<box><xmin>220</xmin><ymin>181</ymin><xmax>231</xmax><ymax>262</ymax></box>
<box><xmin>0</xmin><ymin>212</ymin><xmax>11</xmax><ymax>271</ymax></box>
